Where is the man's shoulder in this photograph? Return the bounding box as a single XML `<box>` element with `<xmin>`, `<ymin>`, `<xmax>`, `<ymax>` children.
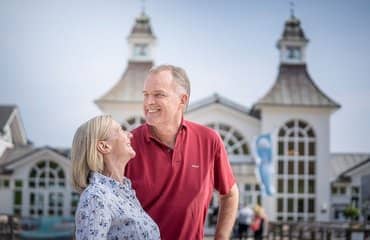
<box><xmin>185</xmin><ymin>120</ymin><xmax>219</xmax><ymax>138</ymax></box>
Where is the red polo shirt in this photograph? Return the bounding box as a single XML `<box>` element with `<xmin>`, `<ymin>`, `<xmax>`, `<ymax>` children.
<box><xmin>125</xmin><ymin>120</ymin><xmax>235</xmax><ymax>240</ymax></box>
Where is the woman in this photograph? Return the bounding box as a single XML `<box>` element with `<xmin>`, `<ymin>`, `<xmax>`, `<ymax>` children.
<box><xmin>71</xmin><ymin>115</ymin><xmax>160</xmax><ymax>239</ymax></box>
<box><xmin>251</xmin><ymin>205</ymin><xmax>266</xmax><ymax>240</ymax></box>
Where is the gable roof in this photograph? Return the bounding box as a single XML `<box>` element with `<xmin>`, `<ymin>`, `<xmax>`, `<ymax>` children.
<box><xmin>0</xmin><ymin>146</ymin><xmax>70</xmax><ymax>174</ymax></box>
<box><xmin>339</xmin><ymin>158</ymin><xmax>370</xmax><ymax>178</ymax></box>
<box><xmin>187</xmin><ymin>93</ymin><xmax>259</xmax><ymax>119</ymax></box>
<box><xmin>0</xmin><ymin>105</ymin><xmax>16</xmax><ymax>132</ymax></box>
<box><xmin>254</xmin><ymin>64</ymin><xmax>340</xmax><ymax>109</ymax></box>
<box><xmin>331</xmin><ymin>153</ymin><xmax>370</xmax><ymax>180</ymax></box>
<box><xmin>95</xmin><ymin>61</ymin><xmax>153</xmax><ymax>106</ymax></box>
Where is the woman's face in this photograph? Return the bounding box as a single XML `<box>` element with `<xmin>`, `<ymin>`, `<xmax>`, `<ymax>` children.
<box><xmin>106</xmin><ymin>121</ymin><xmax>136</xmax><ymax>161</ymax></box>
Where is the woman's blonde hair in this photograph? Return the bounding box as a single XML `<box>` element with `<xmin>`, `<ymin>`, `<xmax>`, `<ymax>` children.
<box><xmin>71</xmin><ymin>115</ymin><xmax>114</xmax><ymax>193</ymax></box>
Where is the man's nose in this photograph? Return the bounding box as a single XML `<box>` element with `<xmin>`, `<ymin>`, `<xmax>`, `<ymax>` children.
<box><xmin>145</xmin><ymin>95</ymin><xmax>155</xmax><ymax>104</ymax></box>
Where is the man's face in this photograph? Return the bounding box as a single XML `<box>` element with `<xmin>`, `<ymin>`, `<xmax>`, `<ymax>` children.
<box><xmin>142</xmin><ymin>70</ymin><xmax>186</xmax><ymax>128</ymax></box>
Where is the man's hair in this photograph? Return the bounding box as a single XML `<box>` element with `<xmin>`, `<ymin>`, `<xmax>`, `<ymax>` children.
<box><xmin>149</xmin><ymin>64</ymin><xmax>191</xmax><ymax>98</ymax></box>
<box><xmin>71</xmin><ymin>115</ymin><xmax>114</xmax><ymax>193</ymax></box>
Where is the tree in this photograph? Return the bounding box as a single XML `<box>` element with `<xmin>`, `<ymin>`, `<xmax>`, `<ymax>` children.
<box><xmin>343</xmin><ymin>205</ymin><xmax>360</xmax><ymax>221</ymax></box>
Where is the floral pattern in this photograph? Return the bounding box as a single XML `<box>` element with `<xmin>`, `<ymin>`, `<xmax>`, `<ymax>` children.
<box><xmin>75</xmin><ymin>172</ymin><xmax>160</xmax><ymax>240</ymax></box>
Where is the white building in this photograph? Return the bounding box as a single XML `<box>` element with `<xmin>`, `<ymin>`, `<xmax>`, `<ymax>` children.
<box><xmin>1</xmin><ymin>11</ymin><xmax>369</xmax><ymax>224</ymax></box>
<box><xmin>0</xmin><ymin>106</ymin><xmax>78</xmax><ymax>218</ymax></box>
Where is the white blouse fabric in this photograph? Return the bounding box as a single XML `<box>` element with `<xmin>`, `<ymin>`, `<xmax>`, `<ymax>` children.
<box><xmin>75</xmin><ymin>172</ymin><xmax>160</xmax><ymax>240</ymax></box>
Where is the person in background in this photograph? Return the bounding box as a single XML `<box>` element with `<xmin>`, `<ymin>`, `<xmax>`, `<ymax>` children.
<box><xmin>251</xmin><ymin>205</ymin><xmax>266</xmax><ymax>240</ymax></box>
<box><xmin>125</xmin><ymin>64</ymin><xmax>239</xmax><ymax>240</ymax></box>
<box><xmin>237</xmin><ymin>204</ymin><xmax>254</xmax><ymax>239</ymax></box>
<box><xmin>71</xmin><ymin>115</ymin><xmax>160</xmax><ymax>240</ymax></box>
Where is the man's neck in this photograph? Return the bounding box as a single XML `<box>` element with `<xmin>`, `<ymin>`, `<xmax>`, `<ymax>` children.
<box><xmin>151</xmin><ymin>120</ymin><xmax>182</xmax><ymax>149</ymax></box>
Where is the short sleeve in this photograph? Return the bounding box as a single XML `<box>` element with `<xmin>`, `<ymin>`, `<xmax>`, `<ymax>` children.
<box><xmin>75</xmin><ymin>194</ymin><xmax>112</xmax><ymax>240</ymax></box>
<box><xmin>213</xmin><ymin>133</ymin><xmax>236</xmax><ymax>195</ymax></box>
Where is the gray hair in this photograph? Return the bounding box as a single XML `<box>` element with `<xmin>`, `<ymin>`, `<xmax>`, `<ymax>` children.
<box><xmin>149</xmin><ymin>64</ymin><xmax>191</xmax><ymax>98</ymax></box>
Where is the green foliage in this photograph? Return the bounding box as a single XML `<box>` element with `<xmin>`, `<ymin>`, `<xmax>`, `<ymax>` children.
<box><xmin>343</xmin><ymin>205</ymin><xmax>360</xmax><ymax>220</ymax></box>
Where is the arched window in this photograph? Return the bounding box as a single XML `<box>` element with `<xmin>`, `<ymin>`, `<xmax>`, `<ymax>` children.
<box><xmin>121</xmin><ymin>116</ymin><xmax>145</xmax><ymax>131</ymax></box>
<box><xmin>276</xmin><ymin>119</ymin><xmax>316</xmax><ymax>221</ymax></box>
<box><xmin>206</xmin><ymin>122</ymin><xmax>249</xmax><ymax>155</ymax></box>
<box><xmin>28</xmin><ymin>160</ymin><xmax>66</xmax><ymax>216</ymax></box>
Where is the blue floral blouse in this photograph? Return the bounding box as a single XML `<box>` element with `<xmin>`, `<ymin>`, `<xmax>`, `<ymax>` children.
<box><xmin>75</xmin><ymin>172</ymin><xmax>160</xmax><ymax>240</ymax></box>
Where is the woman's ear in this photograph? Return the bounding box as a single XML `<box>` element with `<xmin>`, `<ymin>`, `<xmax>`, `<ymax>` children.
<box><xmin>97</xmin><ymin>141</ymin><xmax>111</xmax><ymax>154</ymax></box>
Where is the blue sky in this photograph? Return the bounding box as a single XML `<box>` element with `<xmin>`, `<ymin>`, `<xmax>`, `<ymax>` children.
<box><xmin>1</xmin><ymin>0</ymin><xmax>369</xmax><ymax>152</ymax></box>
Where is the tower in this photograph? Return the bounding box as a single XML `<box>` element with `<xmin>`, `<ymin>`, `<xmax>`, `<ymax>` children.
<box><xmin>253</xmin><ymin>13</ymin><xmax>340</xmax><ymax>222</ymax></box>
<box><xmin>95</xmin><ymin>10</ymin><xmax>156</xmax><ymax>130</ymax></box>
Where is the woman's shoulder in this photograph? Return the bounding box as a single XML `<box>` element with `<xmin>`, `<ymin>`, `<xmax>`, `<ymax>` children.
<box><xmin>79</xmin><ymin>183</ymin><xmax>110</xmax><ymax>203</ymax></box>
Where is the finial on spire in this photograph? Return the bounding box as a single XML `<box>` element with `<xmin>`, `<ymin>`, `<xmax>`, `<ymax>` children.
<box><xmin>141</xmin><ymin>0</ymin><xmax>146</xmax><ymax>14</ymax></box>
<box><xmin>290</xmin><ymin>1</ymin><xmax>295</xmax><ymax>18</ymax></box>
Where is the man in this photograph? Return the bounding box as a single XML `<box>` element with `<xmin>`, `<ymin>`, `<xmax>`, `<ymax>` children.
<box><xmin>237</xmin><ymin>205</ymin><xmax>254</xmax><ymax>239</ymax></box>
<box><xmin>125</xmin><ymin>65</ymin><xmax>239</xmax><ymax>240</ymax></box>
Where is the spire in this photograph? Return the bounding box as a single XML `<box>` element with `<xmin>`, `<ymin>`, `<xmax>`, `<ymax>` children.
<box><xmin>254</xmin><ymin>11</ymin><xmax>340</xmax><ymax>110</ymax></box>
<box><xmin>277</xmin><ymin>7</ymin><xmax>309</xmax><ymax>64</ymax></box>
<box><xmin>290</xmin><ymin>1</ymin><xmax>295</xmax><ymax>18</ymax></box>
<box><xmin>127</xmin><ymin>9</ymin><xmax>156</xmax><ymax>62</ymax></box>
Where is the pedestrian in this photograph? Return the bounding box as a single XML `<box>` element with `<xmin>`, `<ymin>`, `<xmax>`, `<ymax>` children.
<box><xmin>125</xmin><ymin>64</ymin><xmax>239</xmax><ymax>239</ymax></box>
<box><xmin>71</xmin><ymin>115</ymin><xmax>160</xmax><ymax>240</ymax></box>
<box><xmin>251</xmin><ymin>205</ymin><xmax>266</xmax><ymax>240</ymax></box>
<box><xmin>237</xmin><ymin>204</ymin><xmax>254</xmax><ymax>239</ymax></box>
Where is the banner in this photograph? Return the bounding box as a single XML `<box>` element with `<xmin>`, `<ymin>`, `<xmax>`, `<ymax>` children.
<box><xmin>252</xmin><ymin>133</ymin><xmax>275</xmax><ymax>196</ymax></box>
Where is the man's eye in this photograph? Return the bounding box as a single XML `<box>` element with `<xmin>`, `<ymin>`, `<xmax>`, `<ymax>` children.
<box><xmin>155</xmin><ymin>93</ymin><xmax>165</xmax><ymax>97</ymax></box>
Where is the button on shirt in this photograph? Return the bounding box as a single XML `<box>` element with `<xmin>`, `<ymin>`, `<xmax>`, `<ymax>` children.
<box><xmin>75</xmin><ymin>172</ymin><xmax>160</xmax><ymax>240</ymax></box>
<box><xmin>125</xmin><ymin>120</ymin><xmax>236</xmax><ymax>240</ymax></box>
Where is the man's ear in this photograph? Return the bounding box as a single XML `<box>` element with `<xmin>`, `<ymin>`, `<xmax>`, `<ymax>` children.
<box><xmin>97</xmin><ymin>141</ymin><xmax>111</xmax><ymax>154</ymax></box>
<box><xmin>180</xmin><ymin>94</ymin><xmax>188</xmax><ymax>106</ymax></box>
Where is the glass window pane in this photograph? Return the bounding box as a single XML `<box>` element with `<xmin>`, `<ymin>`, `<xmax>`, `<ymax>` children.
<box><xmin>298</xmin><ymin>199</ymin><xmax>304</xmax><ymax>213</ymax></box>
<box><xmin>58</xmin><ymin>170</ymin><xmax>65</xmax><ymax>178</ymax></box>
<box><xmin>30</xmin><ymin>169</ymin><xmax>37</xmax><ymax>178</ymax></box>
<box><xmin>287</xmin><ymin>198</ymin><xmax>294</xmax><ymax>212</ymax></box>
<box><xmin>288</xmin><ymin>142</ymin><xmax>295</xmax><ymax>156</ymax></box>
<box><xmin>286</xmin><ymin>120</ymin><xmax>294</xmax><ymax>129</ymax></box>
<box><xmin>298</xmin><ymin>179</ymin><xmax>304</xmax><ymax>193</ymax></box>
<box><xmin>308</xmin><ymin>142</ymin><xmax>315</xmax><ymax>156</ymax></box>
<box><xmin>298</xmin><ymin>121</ymin><xmax>307</xmax><ymax>130</ymax></box>
<box><xmin>278</xmin><ymin>161</ymin><xmax>284</xmax><ymax>174</ymax></box>
<box><xmin>308</xmin><ymin>199</ymin><xmax>315</xmax><ymax>213</ymax></box>
<box><xmin>242</xmin><ymin>143</ymin><xmax>249</xmax><ymax>154</ymax></box>
<box><xmin>278</xmin><ymin>179</ymin><xmax>284</xmax><ymax>193</ymax></box>
<box><xmin>352</xmin><ymin>187</ymin><xmax>359</xmax><ymax>195</ymax></box>
<box><xmin>277</xmin><ymin>198</ymin><xmax>283</xmax><ymax>212</ymax></box>
<box><xmin>298</xmin><ymin>142</ymin><xmax>305</xmax><ymax>156</ymax></box>
<box><xmin>50</xmin><ymin>161</ymin><xmax>58</xmax><ymax>169</ymax></box>
<box><xmin>307</xmin><ymin>128</ymin><xmax>315</xmax><ymax>137</ymax></box>
<box><xmin>14</xmin><ymin>191</ymin><xmax>22</xmax><ymax>205</ymax></box>
<box><xmin>37</xmin><ymin>161</ymin><xmax>46</xmax><ymax>169</ymax></box>
<box><xmin>278</xmin><ymin>142</ymin><xmax>284</xmax><ymax>155</ymax></box>
<box><xmin>288</xmin><ymin>161</ymin><xmax>294</xmax><ymax>174</ymax></box>
<box><xmin>308</xmin><ymin>161</ymin><xmax>315</xmax><ymax>175</ymax></box>
<box><xmin>308</xmin><ymin>180</ymin><xmax>315</xmax><ymax>193</ymax></box>
<box><xmin>4</xmin><ymin>179</ymin><xmax>9</xmax><ymax>188</ymax></box>
<box><xmin>288</xmin><ymin>179</ymin><xmax>294</xmax><ymax>193</ymax></box>
<box><xmin>278</xmin><ymin>128</ymin><xmax>286</xmax><ymax>137</ymax></box>
<box><xmin>298</xmin><ymin>161</ymin><xmax>305</xmax><ymax>175</ymax></box>
<box><xmin>15</xmin><ymin>180</ymin><xmax>23</xmax><ymax>188</ymax></box>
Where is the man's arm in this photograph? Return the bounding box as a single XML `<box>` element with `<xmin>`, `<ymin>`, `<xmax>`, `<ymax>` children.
<box><xmin>214</xmin><ymin>183</ymin><xmax>239</xmax><ymax>240</ymax></box>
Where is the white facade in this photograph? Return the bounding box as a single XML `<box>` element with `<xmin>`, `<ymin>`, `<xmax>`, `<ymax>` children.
<box><xmin>0</xmin><ymin>12</ymin><xmax>369</xmax><ymax>225</ymax></box>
